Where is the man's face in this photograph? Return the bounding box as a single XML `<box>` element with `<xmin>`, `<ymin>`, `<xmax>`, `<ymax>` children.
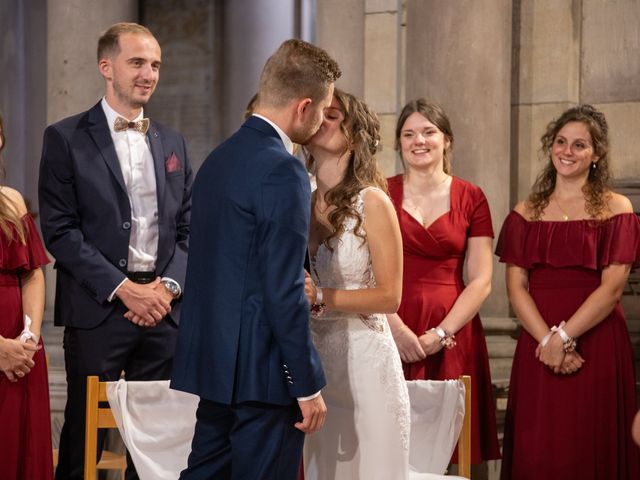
<box><xmin>101</xmin><ymin>33</ymin><xmax>162</xmax><ymax>113</ymax></box>
<box><xmin>291</xmin><ymin>83</ymin><xmax>335</xmax><ymax>145</ymax></box>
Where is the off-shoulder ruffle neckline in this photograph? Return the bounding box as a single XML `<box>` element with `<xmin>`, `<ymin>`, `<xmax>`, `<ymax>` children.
<box><xmin>496</xmin><ymin>210</ymin><xmax>640</xmax><ymax>272</ymax></box>
<box><xmin>0</xmin><ymin>213</ymin><xmax>50</xmax><ymax>272</ymax></box>
<box><xmin>508</xmin><ymin>210</ymin><xmax>637</xmax><ymax>224</ymax></box>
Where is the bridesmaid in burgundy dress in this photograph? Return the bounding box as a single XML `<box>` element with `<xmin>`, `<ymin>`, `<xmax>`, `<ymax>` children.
<box><xmin>387</xmin><ymin>99</ymin><xmax>500</xmax><ymax>465</ymax></box>
<box><xmin>496</xmin><ymin>105</ymin><xmax>640</xmax><ymax>479</ymax></box>
<box><xmin>0</xmin><ymin>115</ymin><xmax>54</xmax><ymax>479</ymax></box>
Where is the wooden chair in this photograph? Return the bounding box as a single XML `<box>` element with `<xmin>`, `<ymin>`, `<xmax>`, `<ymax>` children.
<box><xmin>457</xmin><ymin>375</ymin><xmax>472</xmax><ymax>479</ymax></box>
<box><xmin>84</xmin><ymin>376</ymin><xmax>127</xmax><ymax>480</ymax></box>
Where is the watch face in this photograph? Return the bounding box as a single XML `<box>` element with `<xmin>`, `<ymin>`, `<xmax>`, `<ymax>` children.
<box><xmin>163</xmin><ymin>281</ymin><xmax>179</xmax><ymax>297</ymax></box>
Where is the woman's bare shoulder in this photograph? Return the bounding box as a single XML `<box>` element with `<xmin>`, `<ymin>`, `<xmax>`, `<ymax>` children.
<box><xmin>0</xmin><ymin>186</ymin><xmax>28</xmax><ymax>216</ymax></box>
<box><xmin>513</xmin><ymin>200</ymin><xmax>530</xmax><ymax>217</ymax></box>
<box><xmin>606</xmin><ymin>191</ymin><xmax>634</xmax><ymax>215</ymax></box>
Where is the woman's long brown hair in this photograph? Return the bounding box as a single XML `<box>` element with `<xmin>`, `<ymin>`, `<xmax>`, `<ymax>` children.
<box><xmin>306</xmin><ymin>89</ymin><xmax>387</xmax><ymax>250</ymax></box>
<box><xmin>527</xmin><ymin>104</ymin><xmax>611</xmax><ymax>220</ymax></box>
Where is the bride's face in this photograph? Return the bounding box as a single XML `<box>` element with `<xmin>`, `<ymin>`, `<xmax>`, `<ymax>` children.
<box><xmin>306</xmin><ymin>96</ymin><xmax>348</xmax><ymax>156</ymax></box>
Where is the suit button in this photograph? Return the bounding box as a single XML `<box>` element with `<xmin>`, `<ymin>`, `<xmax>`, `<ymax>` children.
<box><xmin>122</xmin><ymin>221</ymin><xmax>131</xmax><ymax>230</ymax></box>
<box><xmin>118</xmin><ymin>259</ymin><xmax>127</xmax><ymax>267</ymax></box>
<box><xmin>288</xmin><ymin>380</ymin><xmax>294</xmax><ymax>384</ymax></box>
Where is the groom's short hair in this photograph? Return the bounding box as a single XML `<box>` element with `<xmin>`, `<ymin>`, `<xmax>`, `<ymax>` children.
<box><xmin>257</xmin><ymin>39</ymin><xmax>341</xmax><ymax>108</ymax></box>
<box><xmin>97</xmin><ymin>22</ymin><xmax>155</xmax><ymax>61</ymax></box>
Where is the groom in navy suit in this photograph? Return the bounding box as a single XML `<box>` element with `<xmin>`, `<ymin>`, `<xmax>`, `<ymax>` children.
<box><xmin>171</xmin><ymin>39</ymin><xmax>341</xmax><ymax>479</ymax></box>
<box><xmin>39</xmin><ymin>23</ymin><xmax>192</xmax><ymax>479</ymax></box>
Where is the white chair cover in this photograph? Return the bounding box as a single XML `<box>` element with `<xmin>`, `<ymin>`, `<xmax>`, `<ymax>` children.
<box><xmin>406</xmin><ymin>379</ymin><xmax>466</xmax><ymax>479</ymax></box>
<box><xmin>106</xmin><ymin>379</ymin><xmax>467</xmax><ymax>480</ymax></box>
<box><xmin>106</xmin><ymin>380</ymin><xmax>199</xmax><ymax>480</ymax></box>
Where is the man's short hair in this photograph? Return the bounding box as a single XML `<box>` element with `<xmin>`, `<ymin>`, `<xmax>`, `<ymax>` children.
<box><xmin>258</xmin><ymin>39</ymin><xmax>341</xmax><ymax>108</ymax></box>
<box><xmin>97</xmin><ymin>22</ymin><xmax>155</xmax><ymax>62</ymax></box>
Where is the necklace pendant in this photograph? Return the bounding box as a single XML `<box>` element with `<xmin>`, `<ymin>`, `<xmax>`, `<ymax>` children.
<box><xmin>562</xmin><ymin>214</ymin><xmax>569</xmax><ymax>221</ymax></box>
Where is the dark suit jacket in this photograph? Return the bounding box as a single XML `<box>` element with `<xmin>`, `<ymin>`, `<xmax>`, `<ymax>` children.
<box><xmin>38</xmin><ymin>101</ymin><xmax>193</xmax><ymax>329</ymax></box>
<box><xmin>171</xmin><ymin>116</ymin><xmax>325</xmax><ymax>405</ymax></box>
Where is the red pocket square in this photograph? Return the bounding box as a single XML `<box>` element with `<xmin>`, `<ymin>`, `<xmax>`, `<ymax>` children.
<box><xmin>165</xmin><ymin>152</ymin><xmax>182</xmax><ymax>173</ymax></box>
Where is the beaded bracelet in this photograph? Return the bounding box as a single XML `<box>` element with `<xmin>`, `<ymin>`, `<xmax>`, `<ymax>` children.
<box><xmin>310</xmin><ymin>302</ymin><xmax>326</xmax><ymax>318</ymax></box>
<box><xmin>555</xmin><ymin>322</ymin><xmax>577</xmax><ymax>353</ymax></box>
<box><xmin>310</xmin><ymin>287</ymin><xmax>325</xmax><ymax>318</ymax></box>
<box><xmin>540</xmin><ymin>321</ymin><xmax>577</xmax><ymax>353</ymax></box>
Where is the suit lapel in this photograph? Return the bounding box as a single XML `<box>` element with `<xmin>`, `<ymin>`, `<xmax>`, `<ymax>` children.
<box><xmin>87</xmin><ymin>103</ymin><xmax>128</xmax><ymax>194</ymax></box>
<box><xmin>148</xmin><ymin>123</ymin><xmax>166</xmax><ymax>209</ymax></box>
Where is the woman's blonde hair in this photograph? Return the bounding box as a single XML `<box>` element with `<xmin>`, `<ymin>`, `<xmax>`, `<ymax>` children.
<box><xmin>306</xmin><ymin>88</ymin><xmax>387</xmax><ymax>250</ymax></box>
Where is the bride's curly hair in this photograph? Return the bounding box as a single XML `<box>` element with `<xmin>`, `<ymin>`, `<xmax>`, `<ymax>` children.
<box><xmin>527</xmin><ymin>104</ymin><xmax>611</xmax><ymax>220</ymax></box>
<box><xmin>305</xmin><ymin>88</ymin><xmax>387</xmax><ymax>250</ymax></box>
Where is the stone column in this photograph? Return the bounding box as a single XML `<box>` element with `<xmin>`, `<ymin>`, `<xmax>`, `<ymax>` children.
<box><xmin>363</xmin><ymin>0</ymin><xmax>402</xmax><ymax>176</ymax></box>
<box><xmin>316</xmin><ymin>0</ymin><xmax>365</xmax><ymax>98</ymax></box>
<box><xmin>405</xmin><ymin>0</ymin><xmax>513</xmax><ymax>318</ymax></box>
<box><xmin>47</xmin><ymin>0</ymin><xmax>138</xmax><ymax>124</ymax></box>
<box><xmin>0</xmin><ymin>0</ymin><xmax>47</xmax><ymax>206</ymax></box>
<box><xmin>221</xmin><ymin>0</ymin><xmax>299</xmax><ymax>139</ymax></box>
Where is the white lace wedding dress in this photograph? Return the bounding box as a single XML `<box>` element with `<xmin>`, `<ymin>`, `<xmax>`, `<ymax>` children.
<box><xmin>304</xmin><ymin>187</ymin><xmax>410</xmax><ymax>480</ymax></box>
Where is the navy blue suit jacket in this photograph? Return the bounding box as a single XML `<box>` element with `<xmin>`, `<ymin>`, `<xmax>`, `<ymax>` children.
<box><xmin>171</xmin><ymin>116</ymin><xmax>325</xmax><ymax>405</ymax></box>
<box><xmin>38</xmin><ymin>102</ymin><xmax>193</xmax><ymax>329</ymax></box>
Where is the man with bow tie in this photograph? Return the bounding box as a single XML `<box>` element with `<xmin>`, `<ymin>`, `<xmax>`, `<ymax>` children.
<box><xmin>38</xmin><ymin>22</ymin><xmax>192</xmax><ymax>480</ymax></box>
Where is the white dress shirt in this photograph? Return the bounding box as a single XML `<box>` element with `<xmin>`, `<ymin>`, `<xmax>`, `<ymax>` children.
<box><xmin>102</xmin><ymin>98</ymin><xmax>172</xmax><ymax>301</ymax></box>
<box><xmin>252</xmin><ymin>114</ymin><xmax>294</xmax><ymax>155</ymax></box>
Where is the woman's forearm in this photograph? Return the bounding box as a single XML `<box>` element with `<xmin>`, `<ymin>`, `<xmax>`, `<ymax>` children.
<box><xmin>439</xmin><ymin>278</ymin><xmax>491</xmax><ymax>334</ymax></box>
<box><xmin>20</xmin><ymin>268</ymin><xmax>46</xmax><ymax>337</ymax></box>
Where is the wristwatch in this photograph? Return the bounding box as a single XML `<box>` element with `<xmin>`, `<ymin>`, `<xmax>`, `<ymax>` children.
<box><xmin>161</xmin><ymin>278</ymin><xmax>181</xmax><ymax>299</ymax></box>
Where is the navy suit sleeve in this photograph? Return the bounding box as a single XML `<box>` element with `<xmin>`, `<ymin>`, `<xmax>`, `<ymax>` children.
<box><xmin>38</xmin><ymin>125</ymin><xmax>125</xmax><ymax>303</ymax></box>
<box><xmin>257</xmin><ymin>158</ymin><xmax>325</xmax><ymax>398</ymax></box>
<box><xmin>157</xmin><ymin>135</ymin><xmax>193</xmax><ymax>288</ymax></box>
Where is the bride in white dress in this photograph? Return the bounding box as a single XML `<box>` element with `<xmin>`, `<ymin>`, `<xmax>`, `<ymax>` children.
<box><xmin>303</xmin><ymin>89</ymin><xmax>410</xmax><ymax>480</ymax></box>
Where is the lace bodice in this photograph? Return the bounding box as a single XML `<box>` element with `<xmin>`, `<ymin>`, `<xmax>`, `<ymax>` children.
<box><xmin>310</xmin><ymin>187</ymin><xmax>377</xmax><ymax>291</ymax></box>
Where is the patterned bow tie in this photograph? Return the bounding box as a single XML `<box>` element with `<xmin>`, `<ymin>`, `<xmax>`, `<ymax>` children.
<box><xmin>114</xmin><ymin>116</ymin><xmax>150</xmax><ymax>135</ymax></box>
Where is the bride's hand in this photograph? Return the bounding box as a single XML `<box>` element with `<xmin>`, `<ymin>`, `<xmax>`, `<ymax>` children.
<box><xmin>391</xmin><ymin>325</ymin><xmax>426</xmax><ymax>363</ymax></box>
<box><xmin>304</xmin><ymin>270</ymin><xmax>318</xmax><ymax>305</ymax></box>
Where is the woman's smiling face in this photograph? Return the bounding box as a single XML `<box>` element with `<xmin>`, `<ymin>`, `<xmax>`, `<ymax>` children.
<box><xmin>399</xmin><ymin>112</ymin><xmax>450</xmax><ymax>172</ymax></box>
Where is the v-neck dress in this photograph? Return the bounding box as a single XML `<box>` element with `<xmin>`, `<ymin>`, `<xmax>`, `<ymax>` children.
<box><xmin>388</xmin><ymin>174</ymin><xmax>500</xmax><ymax>464</ymax></box>
<box><xmin>496</xmin><ymin>211</ymin><xmax>640</xmax><ymax>479</ymax></box>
